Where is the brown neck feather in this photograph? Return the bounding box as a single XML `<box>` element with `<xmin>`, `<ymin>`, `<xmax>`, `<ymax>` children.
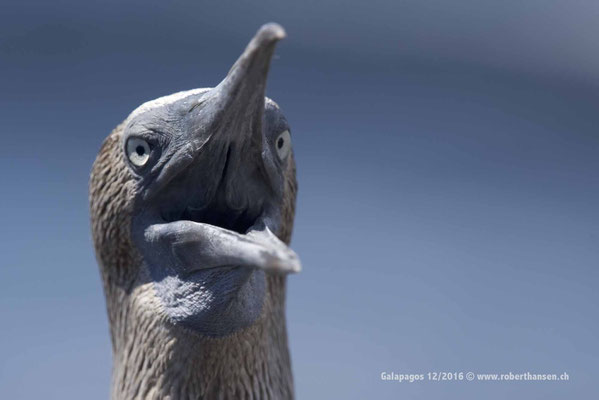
<box><xmin>105</xmin><ymin>274</ymin><xmax>293</xmax><ymax>399</ymax></box>
<box><xmin>90</xmin><ymin>128</ymin><xmax>295</xmax><ymax>399</ymax></box>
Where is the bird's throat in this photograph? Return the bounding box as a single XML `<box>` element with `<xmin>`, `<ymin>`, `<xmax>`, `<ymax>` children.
<box><xmin>107</xmin><ymin>275</ymin><xmax>294</xmax><ymax>399</ymax></box>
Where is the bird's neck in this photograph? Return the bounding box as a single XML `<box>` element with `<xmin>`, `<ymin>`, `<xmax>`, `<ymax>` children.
<box><xmin>106</xmin><ymin>275</ymin><xmax>294</xmax><ymax>399</ymax></box>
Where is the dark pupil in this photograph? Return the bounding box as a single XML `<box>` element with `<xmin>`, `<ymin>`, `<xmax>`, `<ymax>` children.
<box><xmin>277</xmin><ymin>137</ymin><xmax>285</xmax><ymax>149</ymax></box>
<box><xmin>135</xmin><ymin>145</ymin><xmax>145</xmax><ymax>156</ymax></box>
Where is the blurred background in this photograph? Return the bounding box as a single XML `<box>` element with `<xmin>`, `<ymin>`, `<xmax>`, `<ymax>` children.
<box><xmin>1</xmin><ymin>1</ymin><xmax>597</xmax><ymax>398</ymax></box>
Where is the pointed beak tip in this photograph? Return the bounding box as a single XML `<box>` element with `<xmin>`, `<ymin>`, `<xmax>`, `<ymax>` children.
<box><xmin>257</xmin><ymin>23</ymin><xmax>287</xmax><ymax>44</ymax></box>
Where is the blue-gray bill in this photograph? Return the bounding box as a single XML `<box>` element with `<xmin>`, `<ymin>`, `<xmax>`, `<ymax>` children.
<box><xmin>145</xmin><ymin>219</ymin><xmax>302</xmax><ymax>275</ymax></box>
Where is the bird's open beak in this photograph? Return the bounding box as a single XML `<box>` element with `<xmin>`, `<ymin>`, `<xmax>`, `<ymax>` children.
<box><xmin>146</xmin><ymin>220</ymin><xmax>301</xmax><ymax>275</ymax></box>
<box><xmin>142</xmin><ymin>23</ymin><xmax>300</xmax><ymax>276</ymax></box>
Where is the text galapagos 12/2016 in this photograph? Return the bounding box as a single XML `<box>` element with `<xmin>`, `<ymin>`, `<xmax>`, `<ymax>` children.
<box><xmin>380</xmin><ymin>371</ymin><xmax>570</xmax><ymax>383</ymax></box>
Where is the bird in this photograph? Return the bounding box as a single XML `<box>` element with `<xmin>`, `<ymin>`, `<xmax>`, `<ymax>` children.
<box><xmin>89</xmin><ymin>23</ymin><xmax>301</xmax><ymax>399</ymax></box>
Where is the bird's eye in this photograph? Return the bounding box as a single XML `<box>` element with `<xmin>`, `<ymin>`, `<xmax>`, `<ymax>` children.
<box><xmin>275</xmin><ymin>130</ymin><xmax>291</xmax><ymax>160</ymax></box>
<box><xmin>126</xmin><ymin>137</ymin><xmax>151</xmax><ymax>167</ymax></box>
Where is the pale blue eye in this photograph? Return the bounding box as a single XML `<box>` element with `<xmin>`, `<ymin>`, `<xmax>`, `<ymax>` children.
<box><xmin>126</xmin><ymin>137</ymin><xmax>151</xmax><ymax>167</ymax></box>
<box><xmin>276</xmin><ymin>130</ymin><xmax>291</xmax><ymax>160</ymax></box>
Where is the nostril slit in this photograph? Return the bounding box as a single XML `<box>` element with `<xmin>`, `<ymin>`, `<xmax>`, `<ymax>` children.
<box><xmin>221</xmin><ymin>145</ymin><xmax>233</xmax><ymax>183</ymax></box>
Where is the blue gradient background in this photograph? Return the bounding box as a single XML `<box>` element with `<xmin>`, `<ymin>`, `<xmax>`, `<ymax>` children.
<box><xmin>1</xmin><ymin>1</ymin><xmax>598</xmax><ymax>398</ymax></box>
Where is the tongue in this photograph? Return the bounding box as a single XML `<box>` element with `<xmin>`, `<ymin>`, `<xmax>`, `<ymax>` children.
<box><xmin>145</xmin><ymin>219</ymin><xmax>301</xmax><ymax>275</ymax></box>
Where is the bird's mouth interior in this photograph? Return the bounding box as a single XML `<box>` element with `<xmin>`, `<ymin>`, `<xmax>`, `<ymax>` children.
<box><xmin>158</xmin><ymin>196</ymin><xmax>259</xmax><ymax>235</ymax></box>
<box><xmin>156</xmin><ymin>142</ymin><xmax>260</xmax><ymax>235</ymax></box>
<box><xmin>177</xmin><ymin>204</ymin><xmax>259</xmax><ymax>235</ymax></box>
<box><xmin>159</xmin><ymin>190</ymin><xmax>262</xmax><ymax>237</ymax></box>
<box><xmin>147</xmin><ymin>176</ymin><xmax>300</xmax><ymax>275</ymax></box>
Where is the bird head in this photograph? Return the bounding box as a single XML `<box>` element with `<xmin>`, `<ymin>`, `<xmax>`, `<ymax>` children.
<box><xmin>90</xmin><ymin>23</ymin><xmax>300</xmax><ymax>337</ymax></box>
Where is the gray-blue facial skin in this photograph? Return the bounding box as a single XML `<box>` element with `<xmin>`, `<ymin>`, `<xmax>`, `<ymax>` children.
<box><xmin>123</xmin><ymin>26</ymin><xmax>298</xmax><ymax>336</ymax></box>
<box><xmin>122</xmin><ymin>25</ymin><xmax>299</xmax><ymax>336</ymax></box>
<box><xmin>126</xmin><ymin>88</ymin><xmax>294</xmax><ymax>336</ymax></box>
